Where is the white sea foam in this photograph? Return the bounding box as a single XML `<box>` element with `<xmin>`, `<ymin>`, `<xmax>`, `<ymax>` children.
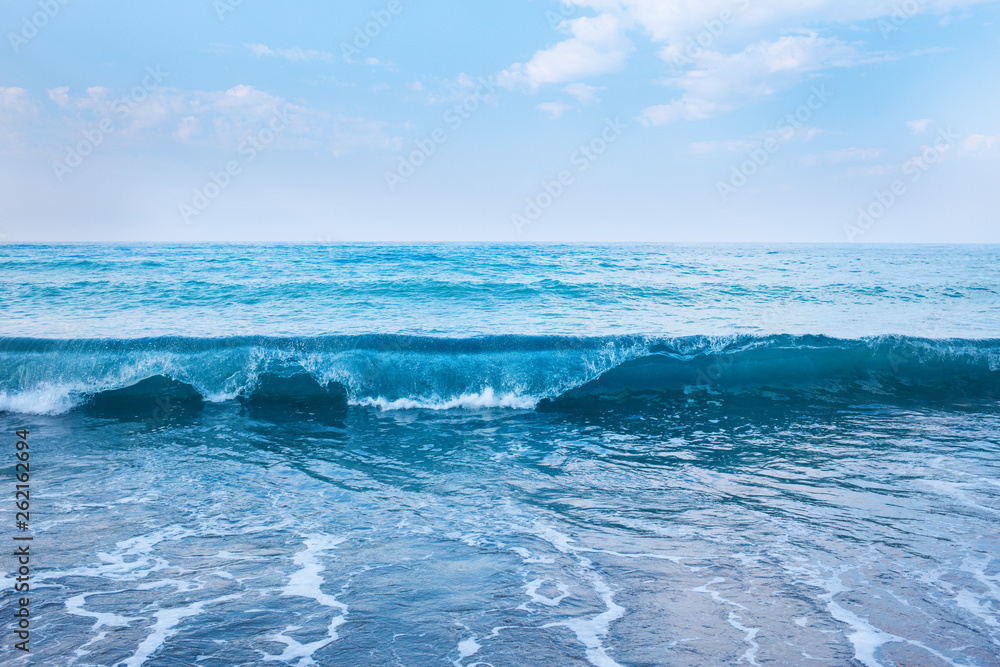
<box><xmin>794</xmin><ymin>565</ymin><xmax>975</xmax><ymax>667</ymax></box>
<box><xmin>578</xmin><ymin>546</ymin><xmax>687</xmax><ymax>564</ymax></box>
<box><xmin>136</xmin><ymin>578</ymin><xmax>201</xmax><ymax>593</ymax></box>
<box><xmin>451</xmin><ymin>635</ymin><xmax>482</xmax><ymax>667</ymax></box>
<box><xmin>263</xmin><ymin>625</ymin><xmax>340</xmax><ymax>667</ymax></box>
<box><xmin>692</xmin><ymin>577</ymin><xmax>747</xmax><ymax>610</ymax></box>
<box><xmin>53</xmin><ymin>527</ymin><xmax>193</xmax><ymax>581</ymax></box>
<box><xmin>355</xmin><ymin>387</ymin><xmax>538</xmax><ymax>411</ymax></box>
<box><xmin>56</xmin><ymin>527</ymin><xmax>222</xmax><ymax>666</ymax></box>
<box><xmin>509</xmin><ymin>546</ymin><xmax>556</xmax><ymax>564</ymax></box>
<box><xmin>532</xmin><ymin>522</ymin><xmax>576</xmax><ymax>553</ymax></box>
<box><xmin>519</xmin><ymin>578</ymin><xmax>571</xmax><ymax>610</ymax></box>
<box><xmin>918</xmin><ymin>479</ymin><xmax>1000</xmax><ymax>517</ymax></box>
<box><xmin>542</xmin><ymin>570</ymin><xmax>626</xmax><ymax>667</ymax></box>
<box><xmin>117</xmin><ymin>594</ymin><xmax>241</xmax><ymax>667</ymax></box>
<box><xmin>71</xmin><ymin>610</ymin><xmax>128</xmax><ymax>664</ymax></box>
<box><xmin>0</xmin><ymin>385</ymin><xmax>83</xmax><ymax>415</ymax></box>
<box><xmin>727</xmin><ymin>612</ymin><xmax>760</xmax><ymax>666</ymax></box>
<box><xmin>201</xmin><ymin>389</ymin><xmax>242</xmax><ymax>403</ymax></box>
<box><xmin>528</xmin><ymin>522</ymin><xmax>627</xmax><ymax>667</ymax></box>
<box><xmin>261</xmin><ymin>535</ymin><xmax>348</xmax><ymax>665</ymax></box>
<box><xmin>66</xmin><ymin>592</ymin><xmax>139</xmax><ymax>630</ymax></box>
<box><xmin>282</xmin><ymin>535</ymin><xmax>348</xmax><ymax>612</ymax></box>
<box><xmin>956</xmin><ymin>554</ymin><xmax>1000</xmax><ymax>631</ymax></box>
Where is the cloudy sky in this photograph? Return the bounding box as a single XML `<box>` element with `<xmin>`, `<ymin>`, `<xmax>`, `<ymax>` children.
<box><xmin>1</xmin><ymin>0</ymin><xmax>998</xmax><ymax>242</ymax></box>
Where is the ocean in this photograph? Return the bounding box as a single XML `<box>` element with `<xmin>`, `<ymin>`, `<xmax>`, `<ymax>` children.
<box><xmin>1</xmin><ymin>244</ymin><xmax>999</xmax><ymax>666</ymax></box>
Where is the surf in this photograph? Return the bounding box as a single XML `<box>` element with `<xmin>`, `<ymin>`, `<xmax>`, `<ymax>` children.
<box><xmin>0</xmin><ymin>334</ymin><xmax>997</xmax><ymax>416</ymax></box>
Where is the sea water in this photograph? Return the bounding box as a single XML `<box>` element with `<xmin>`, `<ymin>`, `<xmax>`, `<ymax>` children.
<box><xmin>0</xmin><ymin>244</ymin><xmax>998</xmax><ymax>666</ymax></box>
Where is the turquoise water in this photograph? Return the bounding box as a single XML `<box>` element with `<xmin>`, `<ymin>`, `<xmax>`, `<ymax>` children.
<box><xmin>1</xmin><ymin>244</ymin><xmax>999</xmax><ymax>666</ymax></box>
<box><xmin>1</xmin><ymin>244</ymin><xmax>997</xmax><ymax>339</ymax></box>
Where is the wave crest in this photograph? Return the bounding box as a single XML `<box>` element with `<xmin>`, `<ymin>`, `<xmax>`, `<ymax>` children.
<box><xmin>0</xmin><ymin>334</ymin><xmax>996</xmax><ymax>416</ymax></box>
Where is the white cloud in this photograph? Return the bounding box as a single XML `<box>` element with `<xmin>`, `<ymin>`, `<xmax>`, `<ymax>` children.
<box><xmin>642</xmin><ymin>98</ymin><xmax>723</xmax><ymax>125</ymax></box>
<box><xmin>0</xmin><ymin>87</ymin><xmax>36</xmax><ymax>149</ymax></box>
<box><xmin>801</xmin><ymin>147</ymin><xmax>883</xmax><ymax>165</ymax></box>
<box><xmin>690</xmin><ymin>138</ymin><xmax>757</xmax><ymax>154</ymax></box>
<box><xmin>565</xmin><ymin>0</ymin><xmax>1000</xmax><ymax>44</ymax></box>
<box><xmin>412</xmin><ymin>73</ymin><xmax>498</xmax><ymax>105</ymax></box>
<box><xmin>958</xmin><ymin>134</ymin><xmax>999</xmax><ymax>155</ymax></box>
<box><xmin>174</xmin><ymin>116</ymin><xmax>201</xmax><ymax>142</ymax></box>
<box><xmin>835</xmin><ymin>164</ymin><xmax>894</xmax><ymax>178</ymax></box>
<box><xmin>0</xmin><ymin>87</ymin><xmax>35</xmax><ymax>115</ymax></box>
<box><xmin>498</xmin><ymin>14</ymin><xmax>632</xmax><ymax>91</ymax></box>
<box><xmin>770</xmin><ymin>125</ymin><xmax>823</xmax><ymax>144</ymax></box>
<box><xmin>907</xmin><ymin>119</ymin><xmax>932</xmax><ymax>134</ymax></box>
<box><xmin>538</xmin><ymin>101</ymin><xmax>573</xmax><ymax>119</ymax></box>
<box><xmin>640</xmin><ymin>32</ymin><xmax>857</xmax><ymax>125</ymax></box>
<box><xmin>827</xmin><ymin>147</ymin><xmax>883</xmax><ymax>162</ymax></box>
<box><xmin>4</xmin><ymin>84</ymin><xmax>394</xmax><ymax>156</ymax></box>
<box><xmin>563</xmin><ymin>82</ymin><xmax>603</xmax><ymax>104</ymax></box>
<box><xmin>691</xmin><ymin>124</ymin><xmax>822</xmax><ymax>154</ymax></box>
<box><xmin>246</xmin><ymin>44</ymin><xmax>334</xmax><ymax>62</ymax></box>
<box><xmin>502</xmin><ymin>0</ymin><xmax>1000</xmax><ymax>125</ymax></box>
<box><xmin>42</xmin><ymin>86</ymin><xmax>117</xmax><ymax>114</ymax></box>
<box><xmin>48</xmin><ymin>87</ymin><xmax>70</xmax><ymax>107</ymax></box>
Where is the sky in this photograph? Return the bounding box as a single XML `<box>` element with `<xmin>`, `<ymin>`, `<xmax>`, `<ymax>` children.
<box><xmin>0</xmin><ymin>0</ymin><xmax>998</xmax><ymax>243</ymax></box>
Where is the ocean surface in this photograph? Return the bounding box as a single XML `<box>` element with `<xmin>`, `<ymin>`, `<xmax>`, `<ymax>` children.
<box><xmin>1</xmin><ymin>243</ymin><xmax>999</xmax><ymax>666</ymax></box>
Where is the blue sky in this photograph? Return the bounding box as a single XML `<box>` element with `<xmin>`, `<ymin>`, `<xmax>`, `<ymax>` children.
<box><xmin>1</xmin><ymin>0</ymin><xmax>998</xmax><ymax>242</ymax></box>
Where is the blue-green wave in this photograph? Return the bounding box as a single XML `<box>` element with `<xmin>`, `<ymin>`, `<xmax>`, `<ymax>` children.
<box><xmin>0</xmin><ymin>334</ymin><xmax>997</xmax><ymax>415</ymax></box>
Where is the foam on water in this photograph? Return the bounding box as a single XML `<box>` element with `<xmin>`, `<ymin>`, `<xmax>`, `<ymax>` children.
<box><xmin>957</xmin><ymin>555</ymin><xmax>1000</xmax><ymax>634</ymax></box>
<box><xmin>117</xmin><ymin>594</ymin><xmax>242</xmax><ymax>667</ymax></box>
<box><xmin>66</xmin><ymin>593</ymin><xmax>139</xmax><ymax>631</ymax></box>
<box><xmin>451</xmin><ymin>635</ymin><xmax>482</xmax><ymax>667</ymax></box>
<box><xmin>542</xmin><ymin>568</ymin><xmax>627</xmax><ymax>667</ymax></box>
<box><xmin>519</xmin><ymin>578</ymin><xmax>571</xmax><ymax>609</ymax></box>
<box><xmin>66</xmin><ymin>593</ymin><xmax>142</xmax><ymax>663</ymax></box>
<box><xmin>528</xmin><ymin>525</ymin><xmax>629</xmax><ymax>667</ymax></box>
<box><xmin>356</xmin><ymin>387</ymin><xmax>538</xmax><ymax>411</ymax></box>
<box><xmin>0</xmin><ymin>385</ymin><xmax>80</xmax><ymax>415</ymax></box>
<box><xmin>260</xmin><ymin>536</ymin><xmax>349</xmax><ymax>665</ymax></box>
<box><xmin>727</xmin><ymin>612</ymin><xmax>761</xmax><ymax>666</ymax></box>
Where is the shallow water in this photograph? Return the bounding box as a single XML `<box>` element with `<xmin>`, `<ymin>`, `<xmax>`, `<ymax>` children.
<box><xmin>5</xmin><ymin>400</ymin><xmax>1000</xmax><ymax>666</ymax></box>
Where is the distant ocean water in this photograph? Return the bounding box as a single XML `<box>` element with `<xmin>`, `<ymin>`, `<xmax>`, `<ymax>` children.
<box><xmin>1</xmin><ymin>244</ymin><xmax>998</xmax><ymax>666</ymax></box>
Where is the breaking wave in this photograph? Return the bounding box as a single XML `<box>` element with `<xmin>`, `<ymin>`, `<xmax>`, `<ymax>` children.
<box><xmin>0</xmin><ymin>334</ymin><xmax>997</xmax><ymax>416</ymax></box>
